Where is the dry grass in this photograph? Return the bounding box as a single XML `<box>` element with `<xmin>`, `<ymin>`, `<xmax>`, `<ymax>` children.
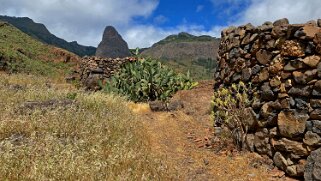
<box><xmin>0</xmin><ymin>73</ymin><xmax>171</xmax><ymax>180</ymax></box>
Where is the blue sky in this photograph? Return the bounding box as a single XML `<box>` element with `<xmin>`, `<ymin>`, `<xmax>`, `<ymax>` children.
<box><xmin>0</xmin><ymin>0</ymin><xmax>321</xmax><ymax>48</ymax></box>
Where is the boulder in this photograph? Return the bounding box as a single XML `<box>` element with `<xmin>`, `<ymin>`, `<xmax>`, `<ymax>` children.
<box><xmin>96</xmin><ymin>26</ymin><xmax>131</xmax><ymax>58</ymax></box>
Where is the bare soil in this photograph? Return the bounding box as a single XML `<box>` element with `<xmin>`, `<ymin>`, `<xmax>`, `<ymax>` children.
<box><xmin>129</xmin><ymin>81</ymin><xmax>298</xmax><ymax>181</ymax></box>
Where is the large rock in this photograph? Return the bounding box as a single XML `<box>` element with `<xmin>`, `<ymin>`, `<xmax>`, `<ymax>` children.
<box><xmin>96</xmin><ymin>26</ymin><xmax>131</xmax><ymax>58</ymax></box>
<box><xmin>277</xmin><ymin>110</ymin><xmax>309</xmax><ymax>138</ymax></box>
<box><xmin>273</xmin><ymin>138</ymin><xmax>309</xmax><ymax>157</ymax></box>
<box><xmin>304</xmin><ymin>148</ymin><xmax>321</xmax><ymax>181</ymax></box>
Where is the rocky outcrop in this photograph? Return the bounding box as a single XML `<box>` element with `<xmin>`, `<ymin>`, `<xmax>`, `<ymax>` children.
<box><xmin>68</xmin><ymin>56</ymin><xmax>136</xmax><ymax>90</ymax></box>
<box><xmin>96</xmin><ymin>26</ymin><xmax>131</xmax><ymax>58</ymax></box>
<box><xmin>214</xmin><ymin>18</ymin><xmax>321</xmax><ymax>177</ymax></box>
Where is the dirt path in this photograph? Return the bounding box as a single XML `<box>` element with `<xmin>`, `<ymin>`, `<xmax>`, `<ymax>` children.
<box><xmin>130</xmin><ymin>81</ymin><xmax>295</xmax><ymax>181</ymax></box>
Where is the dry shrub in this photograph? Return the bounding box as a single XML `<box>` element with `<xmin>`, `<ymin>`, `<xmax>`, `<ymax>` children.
<box><xmin>211</xmin><ymin>82</ymin><xmax>254</xmax><ymax>150</ymax></box>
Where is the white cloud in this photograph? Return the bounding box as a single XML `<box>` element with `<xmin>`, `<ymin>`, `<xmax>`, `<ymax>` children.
<box><xmin>237</xmin><ymin>0</ymin><xmax>321</xmax><ymax>25</ymax></box>
<box><xmin>123</xmin><ymin>24</ymin><xmax>223</xmax><ymax>48</ymax></box>
<box><xmin>0</xmin><ymin>0</ymin><xmax>159</xmax><ymax>47</ymax></box>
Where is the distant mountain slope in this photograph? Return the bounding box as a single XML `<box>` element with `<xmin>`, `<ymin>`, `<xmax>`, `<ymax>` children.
<box><xmin>141</xmin><ymin>32</ymin><xmax>220</xmax><ymax>80</ymax></box>
<box><xmin>0</xmin><ymin>15</ymin><xmax>96</xmax><ymax>57</ymax></box>
<box><xmin>0</xmin><ymin>21</ymin><xmax>79</xmax><ymax>78</ymax></box>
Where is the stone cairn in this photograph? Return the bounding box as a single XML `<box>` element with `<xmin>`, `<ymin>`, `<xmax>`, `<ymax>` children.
<box><xmin>68</xmin><ymin>56</ymin><xmax>137</xmax><ymax>90</ymax></box>
<box><xmin>214</xmin><ymin>18</ymin><xmax>321</xmax><ymax>178</ymax></box>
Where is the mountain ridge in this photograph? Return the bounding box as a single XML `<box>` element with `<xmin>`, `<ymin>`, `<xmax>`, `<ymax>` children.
<box><xmin>141</xmin><ymin>32</ymin><xmax>220</xmax><ymax>80</ymax></box>
<box><xmin>0</xmin><ymin>15</ymin><xmax>96</xmax><ymax>57</ymax></box>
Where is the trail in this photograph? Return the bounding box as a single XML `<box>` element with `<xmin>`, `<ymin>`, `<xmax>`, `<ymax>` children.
<box><xmin>130</xmin><ymin>81</ymin><xmax>296</xmax><ymax>181</ymax></box>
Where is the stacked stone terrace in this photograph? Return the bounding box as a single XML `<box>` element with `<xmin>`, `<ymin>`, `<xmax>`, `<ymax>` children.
<box><xmin>68</xmin><ymin>56</ymin><xmax>136</xmax><ymax>90</ymax></box>
<box><xmin>214</xmin><ymin>18</ymin><xmax>321</xmax><ymax>178</ymax></box>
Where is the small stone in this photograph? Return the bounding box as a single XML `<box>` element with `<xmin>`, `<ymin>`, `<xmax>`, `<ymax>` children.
<box><xmin>302</xmin><ymin>55</ymin><xmax>321</xmax><ymax>68</ymax></box>
<box><xmin>288</xmin><ymin>86</ymin><xmax>311</xmax><ymax>97</ymax></box>
<box><xmin>281</xmin><ymin>72</ymin><xmax>292</xmax><ymax>79</ymax></box>
<box><xmin>272</xmin><ymin>25</ymin><xmax>288</xmax><ymax>38</ymax></box>
<box><xmin>286</xmin><ymin>165</ymin><xmax>297</xmax><ymax>176</ymax></box>
<box><xmin>269</xmin><ymin>62</ymin><xmax>283</xmax><ymax>74</ymax></box>
<box><xmin>304</xmin><ymin>148</ymin><xmax>321</xmax><ymax>181</ymax></box>
<box><xmin>280</xmin><ymin>98</ymin><xmax>291</xmax><ymax>109</ymax></box>
<box><xmin>311</xmin><ymin>99</ymin><xmax>321</xmax><ymax>108</ymax></box>
<box><xmin>310</xmin><ymin>109</ymin><xmax>321</xmax><ymax>120</ymax></box>
<box><xmin>284</xmin><ymin>59</ymin><xmax>306</xmax><ymax>71</ymax></box>
<box><xmin>273</xmin><ymin>18</ymin><xmax>289</xmax><ymax>26</ymax></box>
<box><xmin>167</xmin><ymin>100</ymin><xmax>184</xmax><ymax>111</ymax></box>
<box><xmin>302</xmin><ymin>25</ymin><xmax>321</xmax><ymax>39</ymax></box>
<box><xmin>261</xmin><ymin>83</ymin><xmax>276</xmax><ymax>101</ymax></box>
<box><xmin>252</xmin><ymin>65</ymin><xmax>261</xmax><ymax>75</ymax></box>
<box><xmin>245</xmin><ymin>134</ymin><xmax>255</xmax><ymax>152</ymax></box>
<box><xmin>270</xmin><ymin>76</ymin><xmax>281</xmax><ymax>87</ymax></box>
<box><xmin>149</xmin><ymin>101</ymin><xmax>167</xmax><ymax>111</ymax></box>
<box><xmin>280</xmin><ymin>83</ymin><xmax>286</xmax><ymax>93</ymax></box>
<box><xmin>277</xmin><ymin>110</ymin><xmax>309</xmax><ymax>138</ymax></box>
<box><xmin>256</xmin><ymin>49</ymin><xmax>272</xmax><ymax>65</ymax></box>
<box><xmin>258</xmin><ymin>68</ymin><xmax>269</xmax><ymax>82</ymax></box>
<box><xmin>273</xmin><ymin>138</ymin><xmax>309</xmax><ymax>156</ymax></box>
<box><xmin>303</xmin><ymin>131</ymin><xmax>321</xmax><ymax>146</ymax></box>
<box><xmin>293</xmin><ymin>71</ymin><xmax>307</xmax><ymax>84</ymax></box>
<box><xmin>273</xmin><ymin>152</ymin><xmax>288</xmax><ymax>170</ymax></box>
<box><xmin>242</xmin><ymin>68</ymin><xmax>252</xmax><ymax>81</ymax></box>
<box><xmin>254</xmin><ymin>131</ymin><xmax>272</xmax><ymax>156</ymax></box>
<box><xmin>295</xmin><ymin>98</ymin><xmax>309</xmax><ymax>110</ymax></box>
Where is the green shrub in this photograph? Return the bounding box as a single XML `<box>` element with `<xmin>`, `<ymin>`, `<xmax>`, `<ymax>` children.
<box><xmin>101</xmin><ymin>58</ymin><xmax>198</xmax><ymax>102</ymax></box>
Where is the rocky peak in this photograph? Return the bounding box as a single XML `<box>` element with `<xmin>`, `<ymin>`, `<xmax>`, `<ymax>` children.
<box><xmin>96</xmin><ymin>26</ymin><xmax>131</xmax><ymax>58</ymax></box>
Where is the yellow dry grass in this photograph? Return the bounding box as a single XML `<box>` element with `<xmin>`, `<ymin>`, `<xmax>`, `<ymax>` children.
<box><xmin>0</xmin><ymin>73</ymin><xmax>171</xmax><ymax>180</ymax></box>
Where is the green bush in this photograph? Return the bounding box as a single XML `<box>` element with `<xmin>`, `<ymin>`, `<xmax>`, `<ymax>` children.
<box><xmin>101</xmin><ymin>58</ymin><xmax>198</xmax><ymax>102</ymax></box>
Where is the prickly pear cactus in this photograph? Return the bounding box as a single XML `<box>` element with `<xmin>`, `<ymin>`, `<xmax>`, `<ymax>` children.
<box><xmin>101</xmin><ymin>58</ymin><xmax>198</xmax><ymax>102</ymax></box>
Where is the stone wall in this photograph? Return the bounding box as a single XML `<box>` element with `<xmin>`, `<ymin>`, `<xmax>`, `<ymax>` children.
<box><xmin>214</xmin><ymin>18</ymin><xmax>321</xmax><ymax>177</ymax></box>
<box><xmin>68</xmin><ymin>56</ymin><xmax>136</xmax><ymax>90</ymax></box>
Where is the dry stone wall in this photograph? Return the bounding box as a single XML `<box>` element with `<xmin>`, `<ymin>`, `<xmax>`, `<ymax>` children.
<box><xmin>68</xmin><ymin>56</ymin><xmax>136</xmax><ymax>90</ymax></box>
<box><xmin>214</xmin><ymin>18</ymin><xmax>321</xmax><ymax>177</ymax></box>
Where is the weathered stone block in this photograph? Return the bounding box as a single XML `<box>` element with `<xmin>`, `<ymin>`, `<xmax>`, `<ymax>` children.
<box><xmin>277</xmin><ymin>110</ymin><xmax>309</xmax><ymax>138</ymax></box>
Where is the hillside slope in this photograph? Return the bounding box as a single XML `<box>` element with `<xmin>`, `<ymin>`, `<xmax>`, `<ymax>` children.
<box><xmin>141</xmin><ymin>32</ymin><xmax>220</xmax><ymax>80</ymax></box>
<box><xmin>0</xmin><ymin>15</ymin><xmax>96</xmax><ymax>56</ymax></box>
<box><xmin>0</xmin><ymin>21</ymin><xmax>79</xmax><ymax>79</ymax></box>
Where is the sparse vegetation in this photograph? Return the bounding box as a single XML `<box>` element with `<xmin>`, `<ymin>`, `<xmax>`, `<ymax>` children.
<box><xmin>0</xmin><ymin>21</ymin><xmax>77</xmax><ymax>80</ymax></box>
<box><xmin>211</xmin><ymin>82</ymin><xmax>253</xmax><ymax>149</ymax></box>
<box><xmin>0</xmin><ymin>73</ymin><xmax>172</xmax><ymax>180</ymax></box>
<box><xmin>155</xmin><ymin>32</ymin><xmax>215</xmax><ymax>46</ymax></box>
<box><xmin>101</xmin><ymin>58</ymin><xmax>198</xmax><ymax>102</ymax></box>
